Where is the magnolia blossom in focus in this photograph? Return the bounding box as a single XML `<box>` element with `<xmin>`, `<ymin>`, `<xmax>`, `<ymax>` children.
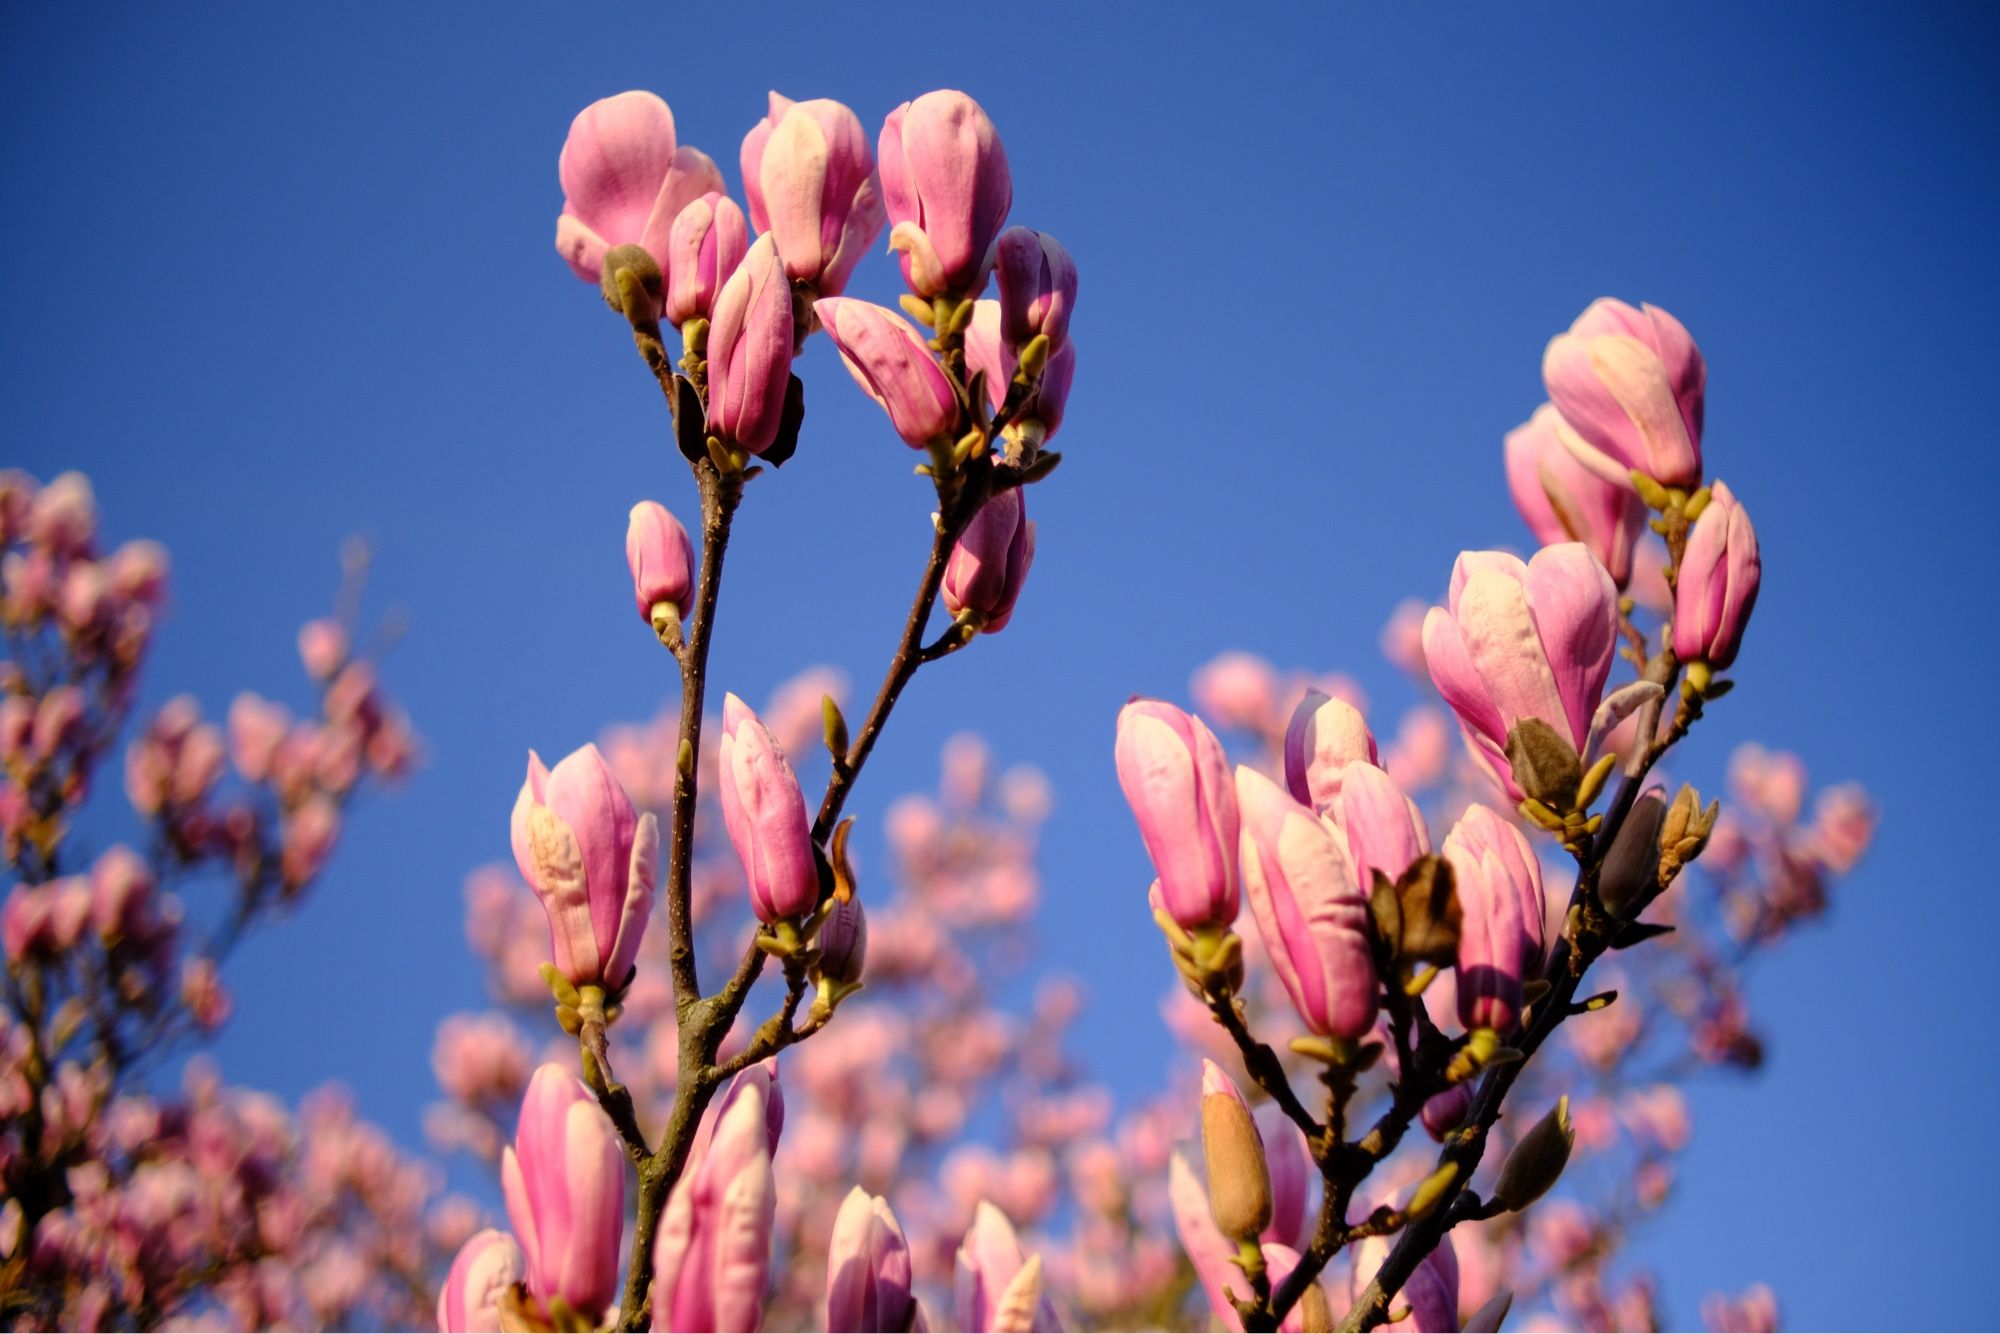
<box><xmin>1282</xmin><ymin>689</ymin><xmax>1378</xmax><ymax>815</ymax></box>
<box><xmin>663</xmin><ymin>192</ymin><xmax>749</xmax><ymax>328</ymax></box>
<box><xmin>942</xmin><ymin>488</ymin><xmax>1035</xmax><ymax>633</ymax></box>
<box><xmin>708</xmin><ymin>235</ymin><xmax>796</xmax><ymax>456</ymax></box>
<box><xmin>1236</xmin><ymin>766</ymin><xmax>1377</xmax><ymax>1041</ymax></box>
<box><xmin>742</xmin><ymin>93</ymin><xmax>885</xmax><ymax>297</ymax></box>
<box><xmin>555</xmin><ymin>91</ymin><xmax>725</xmax><ymax>290</ymax></box>
<box><xmin>1421</xmin><ymin>544</ymin><xmax>1619</xmax><ymax>800</ymax></box>
<box><xmin>717</xmin><ymin>693</ymin><xmax>819</xmax><ymax>923</ymax></box>
<box><xmin>1114</xmin><ymin>699</ymin><xmax>1240</xmax><ymax>933</ymax></box>
<box><xmin>1673</xmin><ymin>480</ymin><xmax>1762</xmax><ymax>671</ymax></box>
<box><xmin>652</xmin><ymin>1065</ymin><xmax>782</xmax><ymax>1332</ymax></box>
<box><xmin>509</xmin><ymin>744</ymin><xmax>657</xmax><ymax>991</ymax></box>
<box><xmin>880</xmin><ymin>90</ymin><xmax>1012</xmax><ymax>298</ymax></box>
<box><xmin>501</xmin><ymin>1065</ymin><xmax>625</xmax><ymax>1323</ymax></box>
<box><xmin>1445</xmin><ymin>804</ymin><xmax>1547</xmax><ymax>1034</ymax></box>
<box><xmin>1543</xmin><ymin>298</ymin><xmax>1706</xmax><ymax>490</ymax></box>
<box><xmin>814</xmin><ymin>298</ymin><xmax>960</xmax><ymax>448</ymax></box>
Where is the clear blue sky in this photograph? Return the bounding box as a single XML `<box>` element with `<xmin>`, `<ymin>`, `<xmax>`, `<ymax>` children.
<box><xmin>6</xmin><ymin>3</ymin><xmax>1996</xmax><ymax>1328</ymax></box>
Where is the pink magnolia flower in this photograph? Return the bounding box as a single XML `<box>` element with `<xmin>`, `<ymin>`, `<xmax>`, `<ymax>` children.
<box><xmin>964</xmin><ymin>300</ymin><xmax>1076</xmax><ymax>442</ymax></box>
<box><xmin>1672</xmin><ymin>480</ymin><xmax>1761</xmax><ymax>670</ymax></box>
<box><xmin>942</xmin><ymin>488</ymin><xmax>1035</xmax><ymax>633</ymax></box>
<box><xmin>1257</xmin><ymin>1103</ymin><xmax>1313</xmax><ymax>1250</ymax></box>
<box><xmin>652</xmin><ymin>1065</ymin><xmax>780</xmax><ymax>1332</ymax></box>
<box><xmin>814</xmin><ymin>298</ymin><xmax>959</xmax><ymax>448</ymax></box>
<box><xmin>743</xmin><ymin>95</ymin><xmax>885</xmax><ymax>297</ymax></box>
<box><xmin>707</xmin><ymin>234</ymin><xmax>796</xmax><ymax>456</ymax></box>
<box><xmin>1349</xmin><ymin>1231</ymin><xmax>1460</xmax><ymax>1333</ymax></box>
<box><xmin>663</xmin><ymin>192</ymin><xmax>749</xmax><ymax>329</ymax></box>
<box><xmin>1542</xmin><ymin>298</ymin><xmax>1706</xmax><ymax>489</ymax></box>
<box><xmin>738</xmin><ymin>91</ymin><xmax>795</xmax><ymax>232</ymax></box>
<box><xmin>1444</xmin><ymin>804</ymin><xmax>1547</xmax><ymax>1033</ymax></box>
<box><xmin>1505</xmin><ymin>404</ymin><xmax>1647</xmax><ymax>587</ymax></box>
<box><xmin>954</xmin><ymin>1201</ymin><xmax>1060</xmax><ymax>1332</ymax></box>
<box><xmin>1236</xmin><ymin>766</ymin><xmax>1377</xmax><ymax>1041</ymax></box>
<box><xmin>880</xmin><ymin>91</ymin><xmax>1012</xmax><ymax>298</ymax></box>
<box><xmin>1114</xmin><ymin>699</ymin><xmax>1239</xmax><ymax>933</ymax></box>
<box><xmin>501</xmin><ymin>1065</ymin><xmax>625</xmax><ymax>1322</ymax></box>
<box><xmin>1167</xmin><ymin>1153</ymin><xmax>1324</xmax><ymax>1334</ymax></box>
<box><xmin>717</xmin><ymin>693</ymin><xmax>819</xmax><ymax>923</ymax></box>
<box><xmin>509</xmin><ymin>744</ymin><xmax>658</xmax><ymax>991</ymax></box>
<box><xmin>554</xmin><ymin>91</ymin><xmax>724</xmax><ymax>287</ymax></box>
<box><xmin>993</xmin><ymin>227</ymin><xmax>1077</xmax><ymax>352</ymax></box>
<box><xmin>1421</xmin><ymin>545</ymin><xmax>1619</xmax><ymax>800</ymax></box>
<box><xmin>1282</xmin><ymin>689</ymin><xmax>1378</xmax><ymax>814</ymax></box>
<box><xmin>824</xmin><ymin>1186</ymin><xmax>918</xmax><ymax>1333</ymax></box>
<box><xmin>625</xmin><ymin>501</ymin><xmax>694</xmax><ymax>622</ymax></box>
<box><xmin>436</xmin><ymin>1228</ymin><xmax>523</xmax><ymax>1334</ymax></box>
<box><xmin>1338</xmin><ymin>763</ymin><xmax>1430</xmax><ymax>894</ymax></box>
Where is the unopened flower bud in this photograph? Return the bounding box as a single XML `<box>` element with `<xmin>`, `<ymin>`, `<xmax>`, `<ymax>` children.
<box><xmin>1542</xmin><ymin>298</ymin><xmax>1706</xmax><ymax>490</ymax></box>
<box><xmin>993</xmin><ymin>226</ymin><xmax>1076</xmax><ymax>353</ymax></box>
<box><xmin>1116</xmin><ymin>700</ymin><xmax>1240</xmax><ymax>933</ymax></box>
<box><xmin>879</xmin><ymin>91</ymin><xmax>1012</xmax><ymax>298</ymax></box>
<box><xmin>942</xmin><ymin>489</ymin><xmax>1034</xmax><ymax>634</ymax></box>
<box><xmin>1199</xmin><ymin>1060</ymin><xmax>1272</xmax><ymax>1244</ymax></box>
<box><xmin>626</xmin><ymin>501</ymin><xmax>694</xmax><ymax>642</ymax></box>
<box><xmin>708</xmin><ymin>235</ymin><xmax>796</xmax><ymax>456</ymax></box>
<box><xmin>664</xmin><ymin>192</ymin><xmax>749</xmax><ymax>328</ymax></box>
<box><xmin>1672</xmin><ymin>480</ymin><xmax>1761</xmax><ymax>671</ymax></box>
<box><xmin>1491</xmin><ymin>1095</ymin><xmax>1574</xmax><ymax>1211</ymax></box>
<box><xmin>718</xmin><ymin>694</ymin><xmax>819</xmax><ymax>923</ymax></box>
<box><xmin>1599</xmin><ymin>788</ymin><xmax>1668</xmax><ymax>918</ymax></box>
<box><xmin>1660</xmin><ymin>783</ymin><xmax>1721</xmax><ymax>879</ymax></box>
<box><xmin>815</xmin><ymin>896</ymin><xmax>867</xmax><ymax>991</ymax></box>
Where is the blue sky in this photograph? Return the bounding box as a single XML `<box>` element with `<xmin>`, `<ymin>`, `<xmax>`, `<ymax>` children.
<box><xmin>5</xmin><ymin>3</ymin><xmax>1997</xmax><ymax>1328</ymax></box>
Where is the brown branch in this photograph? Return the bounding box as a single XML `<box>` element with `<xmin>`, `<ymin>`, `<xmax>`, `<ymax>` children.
<box><xmin>665</xmin><ymin>463</ymin><xmax>741</xmax><ymax>1013</ymax></box>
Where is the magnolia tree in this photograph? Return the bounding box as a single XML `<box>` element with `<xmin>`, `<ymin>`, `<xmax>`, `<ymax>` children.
<box><xmin>0</xmin><ymin>81</ymin><xmax>1874</xmax><ymax>1334</ymax></box>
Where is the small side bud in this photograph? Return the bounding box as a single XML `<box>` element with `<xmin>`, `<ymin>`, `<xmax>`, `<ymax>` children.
<box><xmin>812</xmin><ymin>896</ymin><xmax>866</xmax><ymax>1012</ymax></box>
<box><xmin>1405</xmin><ymin>1163</ymin><xmax>1460</xmax><ymax>1221</ymax></box>
<box><xmin>822</xmin><ymin>694</ymin><xmax>849</xmax><ymax>763</ymax></box>
<box><xmin>1200</xmin><ymin>1062</ymin><xmax>1272</xmax><ymax>1244</ymax></box>
<box><xmin>1660</xmin><ymin>783</ymin><xmax>1721</xmax><ymax>879</ymax></box>
<box><xmin>1599</xmin><ymin>788</ymin><xmax>1669</xmax><ymax>918</ymax></box>
<box><xmin>1491</xmin><ymin>1095</ymin><xmax>1575</xmax><ymax>1211</ymax></box>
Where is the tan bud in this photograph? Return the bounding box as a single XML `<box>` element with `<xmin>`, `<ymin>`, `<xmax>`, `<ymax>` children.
<box><xmin>1492</xmin><ymin>1095</ymin><xmax>1575</xmax><ymax>1211</ymax></box>
<box><xmin>1297</xmin><ymin>1282</ymin><xmax>1335</xmax><ymax>1332</ymax></box>
<box><xmin>1201</xmin><ymin>1090</ymin><xmax>1272</xmax><ymax>1243</ymax></box>
<box><xmin>1600</xmin><ymin>790</ymin><xmax>1669</xmax><ymax>918</ymax></box>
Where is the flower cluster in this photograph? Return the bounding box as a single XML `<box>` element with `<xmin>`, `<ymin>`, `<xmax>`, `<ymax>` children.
<box><xmin>1114</xmin><ymin>300</ymin><xmax>1864</xmax><ymax>1332</ymax></box>
<box><xmin>0</xmin><ymin>473</ymin><xmax>448</xmax><ymax>1330</ymax></box>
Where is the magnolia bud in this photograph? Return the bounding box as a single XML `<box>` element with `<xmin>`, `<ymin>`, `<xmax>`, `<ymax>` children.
<box><xmin>1660</xmin><ymin>783</ymin><xmax>1721</xmax><ymax>879</ymax></box>
<box><xmin>1199</xmin><ymin>1061</ymin><xmax>1271</xmax><ymax>1244</ymax></box>
<box><xmin>815</xmin><ymin>896</ymin><xmax>867</xmax><ymax>990</ymax></box>
<box><xmin>1599</xmin><ymin>788</ymin><xmax>1668</xmax><ymax>918</ymax></box>
<box><xmin>1491</xmin><ymin>1095</ymin><xmax>1574</xmax><ymax>1211</ymax></box>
